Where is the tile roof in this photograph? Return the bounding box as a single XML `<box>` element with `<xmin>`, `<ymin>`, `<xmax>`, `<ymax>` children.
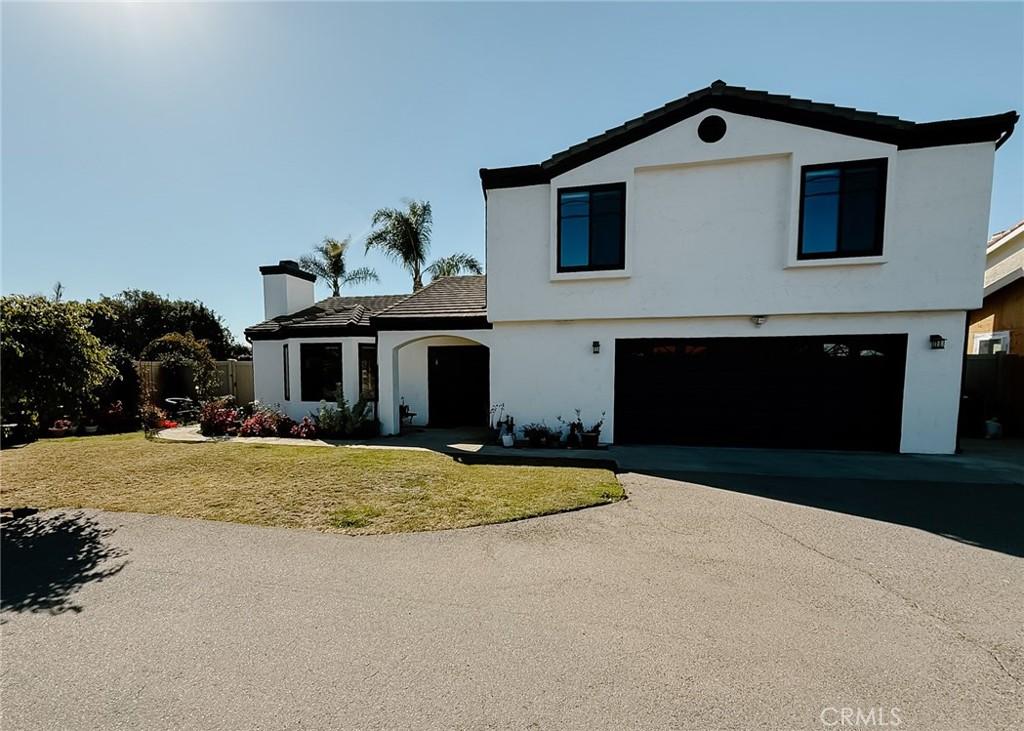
<box><xmin>480</xmin><ymin>80</ymin><xmax>1018</xmax><ymax>190</ymax></box>
<box><xmin>245</xmin><ymin>294</ymin><xmax>410</xmax><ymax>339</ymax></box>
<box><xmin>987</xmin><ymin>219</ymin><xmax>1024</xmax><ymax>248</ymax></box>
<box><xmin>374</xmin><ymin>275</ymin><xmax>487</xmax><ymax>319</ymax></box>
<box><xmin>245</xmin><ymin>277</ymin><xmax>489</xmax><ymax>338</ymax></box>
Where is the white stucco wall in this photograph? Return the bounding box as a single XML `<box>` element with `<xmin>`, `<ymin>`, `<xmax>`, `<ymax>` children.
<box><xmin>262</xmin><ymin>273</ymin><xmax>315</xmax><ymax>319</ymax></box>
<box><xmin>252</xmin><ymin>336</ymin><xmax>374</xmax><ymax>421</ymax></box>
<box><xmin>489</xmin><ymin>311</ymin><xmax>966</xmax><ymax>454</ymax></box>
<box><xmin>485</xmin><ymin>110</ymin><xmax>995</xmax><ymax>323</ymax></box>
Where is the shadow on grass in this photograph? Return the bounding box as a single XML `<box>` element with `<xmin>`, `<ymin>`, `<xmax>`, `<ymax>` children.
<box><xmin>1</xmin><ymin>510</ymin><xmax>127</xmax><ymax>615</ymax></box>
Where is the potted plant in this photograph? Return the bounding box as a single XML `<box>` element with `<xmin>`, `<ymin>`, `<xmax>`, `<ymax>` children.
<box><xmin>500</xmin><ymin>415</ymin><xmax>515</xmax><ymax>448</ymax></box>
<box><xmin>581</xmin><ymin>413</ymin><xmax>602</xmax><ymax>446</ymax></box>
<box><xmin>559</xmin><ymin>411</ymin><xmax>584</xmax><ymax>449</ymax></box>
<box><xmin>48</xmin><ymin>418</ymin><xmax>73</xmax><ymax>438</ymax></box>
<box><xmin>546</xmin><ymin>427</ymin><xmax>562</xmax><ymax>448</ymax></box>
<box><xmin>560</xmin><ymin>409</ymin><xmax>604</xmax><ymax>449</ymax></box>
<box><xmin>488</xmin><ymin>403</ymin><xmax>505</xmax><ymax>444</ymax></box>
<box><xmin>522</xmin><ymin>422</ymin><xmax>548</xmax><ymax>449</ymax></box>
<box><xmin>580</xmin><ymin>411</ymin><xmax>605</xmax><ymax>449</ymax></box>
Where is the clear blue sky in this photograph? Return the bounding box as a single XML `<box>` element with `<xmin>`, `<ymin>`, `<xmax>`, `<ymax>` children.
<box><xmin>3</xmin><ymin>2</ymin><xmax>1022</xmax><ymax>343</ymax></box>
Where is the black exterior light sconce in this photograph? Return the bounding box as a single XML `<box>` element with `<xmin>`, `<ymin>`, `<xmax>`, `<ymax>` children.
<box><xmin>592</xmin><ymin>340</ymin><xmax>601</xmax><ymax>354</ymax></box>
<box><xmin>929</xmin><ymin>334</ymin><xmax>947</xmax><ymax>350</ymax></box>
<box><xmin>751</xmin><ymin>315</ymin><xmax>767</xmax><ymax>327</ymax></box>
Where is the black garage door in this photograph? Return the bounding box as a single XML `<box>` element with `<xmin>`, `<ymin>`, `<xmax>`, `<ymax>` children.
<box><xmin>614</xmin><ymin>335</ymin><xmax>907</xmax><ymax>451</ymax></box>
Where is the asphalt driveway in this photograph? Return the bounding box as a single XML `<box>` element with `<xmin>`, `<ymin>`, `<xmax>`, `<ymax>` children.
<box><xmin>3</xmin><ymin>450</ymin><xmax>1022</xmax><ymax>730</ymax></box>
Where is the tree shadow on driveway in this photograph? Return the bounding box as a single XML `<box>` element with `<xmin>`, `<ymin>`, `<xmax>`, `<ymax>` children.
<box><xmin>1</xmin><ymin>510</ymin><xmax>127</xmax><ymax>615</ymax></box>
<box><xmin>637</xmin><ymin>469</ymin><xmax>1024</xmax><ymax>557</ymax></box>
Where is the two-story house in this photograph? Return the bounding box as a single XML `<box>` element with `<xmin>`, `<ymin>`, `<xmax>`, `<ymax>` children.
<box><xmin>247</xmin><ymin>81</ymin><xmax>1017</xmax><ymax>454</ymax></box>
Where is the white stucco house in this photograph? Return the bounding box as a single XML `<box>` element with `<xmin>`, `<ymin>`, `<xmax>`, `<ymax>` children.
<box><xmin>247</xmin><ymin>81</ymin><xmax>1017</xmax><ymax>454</ymax></box>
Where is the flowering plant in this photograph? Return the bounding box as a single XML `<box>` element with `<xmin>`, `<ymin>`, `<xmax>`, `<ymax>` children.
<box><xmin>198</xmin><ymin>398</ymin><xmax>240</xmax><ymax>436</ymax></box>
<box><xmin>289</xmin><ymin>416</ymin><xmax>318</xmax><ymax>439</ymax></box>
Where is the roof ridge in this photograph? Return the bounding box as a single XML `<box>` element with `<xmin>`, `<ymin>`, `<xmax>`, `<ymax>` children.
<box><xmin>373</xmin><ymin>277</ymin><xmax>450</xmax><ymax>316</ymax></box>
<box><xmin>481</xmin><ymin>81</ymin><xmax>1017</xmax><ymax>190</ymax></box>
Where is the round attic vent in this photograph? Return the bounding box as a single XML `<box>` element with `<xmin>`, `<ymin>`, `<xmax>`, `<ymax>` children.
<box><xmin>698</xmin><ymin>115</ymin><xmax>727</xmax><ymax>143</ymax></box>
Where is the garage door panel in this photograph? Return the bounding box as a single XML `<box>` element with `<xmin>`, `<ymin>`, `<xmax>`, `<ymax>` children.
<box><xmin>614</xmin><ymin>335</ymin><xmax>907</xmax><ymax>451</ymax></box>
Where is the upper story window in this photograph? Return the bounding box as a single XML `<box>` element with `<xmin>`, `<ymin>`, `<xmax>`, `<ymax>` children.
<box><xmin>300</xmin><ymin>343</ymin><xmax>342</xmax><ymax>402</ymax></box>
<box><xmin>558</xmin><ymin>183</ymin><xmax>626</xmax><ymax>272</ymax></box>
<box><xmin>799</xmin><ymin>159</ymin><xmax>887</xmax><ymax>260</ymax></box>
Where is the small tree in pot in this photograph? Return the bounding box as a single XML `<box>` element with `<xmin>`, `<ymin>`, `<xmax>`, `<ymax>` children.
<box><xmin>522</xmin><ymin>423</ymin><xmax>549</xmax><ymax>449</ymax></box>
<box><xmin>561</xmin><ymin>409</ymin><xmax>605</xmax><ymax>449</ymax></box>
<box><xmin>580</xmin><ymin>411</ymin><xmax>605</xmax><ymax>449</ymax></box>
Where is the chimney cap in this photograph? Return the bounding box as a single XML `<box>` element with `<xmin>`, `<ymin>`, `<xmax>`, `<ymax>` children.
<box><xmin>259</xmin><ymin>259</ymin><xmax>316</xmax><ymax>282</ymax></box>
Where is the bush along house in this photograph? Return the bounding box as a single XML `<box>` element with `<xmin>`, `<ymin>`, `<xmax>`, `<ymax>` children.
<box><xmin>246</xmin><ymin>81</ymin><xmax>1018</xmax><ymax>454</ymax></box>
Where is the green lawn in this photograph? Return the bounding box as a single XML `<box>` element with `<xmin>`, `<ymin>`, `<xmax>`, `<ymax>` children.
<box><xmin>1</xmin><ymin>433</ymin><xmax>623</xmax><ymax>534</ymax></box>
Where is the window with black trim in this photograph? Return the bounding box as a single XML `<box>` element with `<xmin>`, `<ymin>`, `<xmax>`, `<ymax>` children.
<box><xmin>558</xmin><ymin>183</ymin><xmax>626</xmax><ymax>272</ymax></box>
<box><xmin>300</xmin><ymin>343</ymin><xmax>342</xmax><ymax>402</ymax></box>
<box><xmin>282</xmin><ymin>344</ymin><xmax>290</xmax><ymax>401</ymax></box>
<box><xmin>798</xmin><ymin>159</ymin><xmax>887</xmax><ymax>259</ymax></box>
<box><xmin>358</xmin><ymin>343</ymin><xmax>378</xmax><ymax>401</ymax></box>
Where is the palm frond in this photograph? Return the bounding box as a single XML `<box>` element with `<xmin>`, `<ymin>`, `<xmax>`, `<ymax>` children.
<box><xmin>298</xmin><ymin>255</ymin><xmax>330</xmax><ymax>281</ymax></box>
<box><xmin>426</xmin><ymin>253</ymin><xmax>484</xmax><ymax>280</ymax></box>
<box><xmin>342</xmin><ymin>267</ymin><xmax>380</xmax><ymax>287</ymax></box>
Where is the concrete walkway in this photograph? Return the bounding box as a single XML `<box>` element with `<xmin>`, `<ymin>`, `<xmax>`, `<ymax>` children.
<box><xmin>161</xmin><ymin>424</ymin><xmax>1023</xmax><ymax>485</ymax></box>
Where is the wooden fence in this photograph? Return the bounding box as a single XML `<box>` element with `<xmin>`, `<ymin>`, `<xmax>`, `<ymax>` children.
<box><xmin>137</xmin><ymin>360</ymin><xmax>254</xmax><ymax>405</ymax></box>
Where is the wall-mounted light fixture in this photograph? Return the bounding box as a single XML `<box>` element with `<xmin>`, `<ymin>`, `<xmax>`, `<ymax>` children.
<box><xmin>592</xmin><ymin>340</ymin><xmax>601</xmax><ymax>354</ymax></box>
<box><xmin>751</xmin><ymin>315</ymin><xmax>767</xmax><ymax>327</ymax></box>
<box><xmin>929</xmin><ymin>334</ymin><xmax>947</xmax><ymax>350</ymax></box>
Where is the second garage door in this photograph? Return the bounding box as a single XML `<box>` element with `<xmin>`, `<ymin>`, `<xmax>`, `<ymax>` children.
<box><xmin>614</xmin><ymin>334</ymin><xmax>908</xmax><ymax>451</ymax></box>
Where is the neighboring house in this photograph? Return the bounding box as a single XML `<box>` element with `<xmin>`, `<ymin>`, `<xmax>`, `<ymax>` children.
<box><xmin>967</xmin><ymin>220</ymin><xmax>1024</xmax><ymax>354</ymax></box>
<box><xmin>247</xmin><ymin>81</ymin><xmax>1017</xmax><ymax>454</ymax></box>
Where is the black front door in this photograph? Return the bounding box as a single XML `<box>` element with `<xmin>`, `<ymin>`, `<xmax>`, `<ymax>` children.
<box><xmin>614</xmin><ymin>335</ymin><xmax>908</xmax><ymax>451</ymax></box>
<box><xmin>427</xmin><ymin>345</ymin><xmax>489</xmax><ymax>427</ymax></box>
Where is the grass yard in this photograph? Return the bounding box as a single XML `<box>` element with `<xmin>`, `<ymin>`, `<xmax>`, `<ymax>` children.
<box><xmin>1</xmin><ymin>433</ymin><xmax>623</xmax><ymax>534</ymax></box>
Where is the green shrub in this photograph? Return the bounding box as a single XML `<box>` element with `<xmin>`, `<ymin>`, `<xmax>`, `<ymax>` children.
<box><xmin>313</xmin><ymin>390</ymin><xmax>375</xmax><ymax>439</ymax></box>
<box><xmin>1</xmin><ymin>295</ymin><xmax>117</xmax><ymax>426</ymax></box>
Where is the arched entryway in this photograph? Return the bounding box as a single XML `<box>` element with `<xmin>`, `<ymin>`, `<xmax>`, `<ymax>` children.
<box><xmin>377</xmin><ymin>330</ymin><xmax>493</xmax><ymax>435</ymax></box>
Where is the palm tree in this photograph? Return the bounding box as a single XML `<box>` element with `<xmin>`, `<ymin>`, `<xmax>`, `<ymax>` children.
<box><xmin>426</xmin><ymin>253</ymin><xmax>483</xmax><ymax>280</ymax></box>
<box><xmin>365</xmin><ymin>199</ymin><xmax>482</xmax><ymax>290</ymax></box>
<box><xmin>298</xmin><ymin>236</ymin><xmax>379</xmax><ymax>297</ymax></box>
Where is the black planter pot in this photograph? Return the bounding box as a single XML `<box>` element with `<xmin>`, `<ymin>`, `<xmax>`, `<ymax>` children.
<box><xmin>581</xmin><ymin>432</ymin><xmax>599</xmax><ymax>449</ymax></box>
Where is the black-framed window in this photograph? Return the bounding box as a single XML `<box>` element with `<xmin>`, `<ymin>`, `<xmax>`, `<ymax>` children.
<box><xmin>300</xmin><ymin>343</ymin><xmax>342</xmax><ymax>402</ymax></box>
<box><xmin>798</xmin><ymin>158</ymin><xmax>887</xmax><ymax>259</ymax></box>
<box><xmin>557</xmin><ymin>183</ymin><xmax>626</xmax><ymax>272</ymax></box>
<box><xmin>358</xmin><ymin>343</ymin><xmax>378</xmax><ymax>401</ymax></box>
<box><xmin>282</xmin><ymin>344</ymin><xmax>290</xmax><ymax>401</ymax></box>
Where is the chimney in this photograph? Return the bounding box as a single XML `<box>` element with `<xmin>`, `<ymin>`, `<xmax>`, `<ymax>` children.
<box><xmin>260</xmin><ymin>260</ymin><xmax>316</xmax><ymax>319</ymax></box>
